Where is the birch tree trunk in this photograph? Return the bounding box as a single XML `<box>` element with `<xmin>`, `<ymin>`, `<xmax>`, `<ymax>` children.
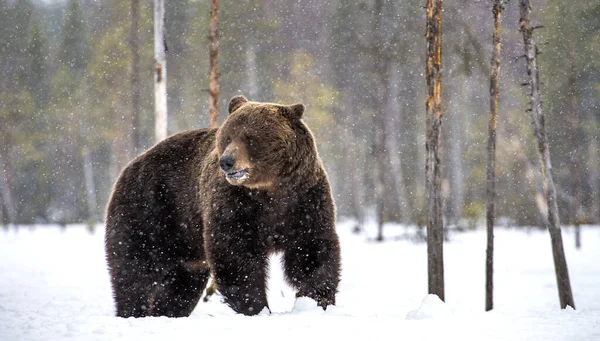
<box><xmin>567</xmin><ymin>36</ymin><xmax>582</xmax><ymax>249</ymax></box>
<box><xmin>154</xmin><ymin>0</ymin><xmax>168</xmax><ymax>142</ymax></box>
<box><xmin>130</xmin><ymin>0</ymin><xmax>141</xmax><ymax>157</ymax></box>
<box><xmin>425</xmin><ymin>0</ymin><xmax>444</xmax><ymax>301</ymax></box>
<box><xmin>208</xmin><ymin>0</ymin><xmax>220</xmax><ymax>129</ymax></box>
<box><xmin>486</xmin><ymin>0</ymin><xmax>503</xmax><ymax>312</ymax></box>
<box><xmin>519</xmin><ymin>0</ymin><xmax>575</xmax><ymax>309</ymax></box>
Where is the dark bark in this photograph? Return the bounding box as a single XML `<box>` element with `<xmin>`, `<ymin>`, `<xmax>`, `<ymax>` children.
<box><xmin>486</xmin><ymin>0</ymin><xmax>503</xmax><ymax>312</ymax></box>
<box><xmin>485</xmin><ymin>0</ymin><xmax>502</xmax><ymax>312</ymax></box>
<box><xmin>208</xmin><ymin>0</ymin><xmax>220</xmax><ymax>129</ymax></box>
<box><xmin>519</xmin><ymin>0</ymin><xmax>575</xmax><ymax>309</ymax></box>
<box><xmin>425</xmin><ymin>0</ymin><xmax>444</xmax><ymax>301</ymax></box>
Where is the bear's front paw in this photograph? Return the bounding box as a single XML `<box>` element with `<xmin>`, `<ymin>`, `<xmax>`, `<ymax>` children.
<box><xmin>296</xmin><ymin>291</ymin><xmax>336</xmax><ymax>310</ymax></box>
<box><xmin>315</xmin><ymin>296</ymin><xmax>335</xmax><ymax>310</ymax></box>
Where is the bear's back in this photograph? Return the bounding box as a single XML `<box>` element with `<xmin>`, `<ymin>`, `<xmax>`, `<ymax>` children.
<box><xmin>106</xmin><ymin>128</ymin><xmax>217</xmax><ymax>231</ymax></box>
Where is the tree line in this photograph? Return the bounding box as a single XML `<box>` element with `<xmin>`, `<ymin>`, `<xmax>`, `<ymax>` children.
<box><xmin>421</xmin><ymin>0</ymin><xmax>579</xmax><ymax>311</ymax></box>
<box><xmin>0</xmin><ymin>0</ymin><xmax>599</xmax><ymax>234</ymax></box>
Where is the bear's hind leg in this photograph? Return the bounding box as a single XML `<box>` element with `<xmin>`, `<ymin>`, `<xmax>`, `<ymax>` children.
<box><xmin>110</xmin><ymin>259</ymin><xmax>159</xmax><ymax>318</ymax></box>
<box><xmin>108</xmin><ymin>244</ymin><xmax>209</xmax><ymax>317</ymax></box>
<box><xmin>146</xmin><ymin>262</ymin><xmax>210</xmax><ymax>317</ymax></box>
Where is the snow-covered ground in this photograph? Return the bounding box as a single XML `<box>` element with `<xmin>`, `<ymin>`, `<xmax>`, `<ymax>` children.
<box><xmin>1</xmin><ymin>220</ymin><xmax>599</xmax><ymax>341</ymax></box>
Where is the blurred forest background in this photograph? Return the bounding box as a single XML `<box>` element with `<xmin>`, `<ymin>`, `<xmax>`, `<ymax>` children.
<box><xmin>0</xmin><ymin>0</ymin><xmax>599</xmax><ymax>229</ymax></box>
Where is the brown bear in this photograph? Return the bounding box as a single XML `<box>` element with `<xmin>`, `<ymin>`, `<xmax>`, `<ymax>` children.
<box><xmin>105</xmin><ymin>95</ymin><xmax>341</xmax><ymax>317</ymax></box>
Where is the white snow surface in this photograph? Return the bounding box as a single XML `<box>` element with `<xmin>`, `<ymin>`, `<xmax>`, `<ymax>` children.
<box><xmin>1</xmin><ymin>220</ymin><xmax>600</xmax><ymax>341</ymax></box>
<box><xmin>406</xmin><ymin>294</ymin><xmax>453</xmax><ymax>320</ymax></box>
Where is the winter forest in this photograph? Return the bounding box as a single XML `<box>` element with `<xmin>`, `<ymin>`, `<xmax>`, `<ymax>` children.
<box><xmin>1</xmin><ymin>0</ymin><xmax>600</xmax><ymax>340</ymax></box>
<box><xmin>1</xmin><ymin>0</ymin><xmax>598</xmax><ymax>229</ymax></box>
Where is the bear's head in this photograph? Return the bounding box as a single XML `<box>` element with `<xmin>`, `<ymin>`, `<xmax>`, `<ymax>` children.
<box><xmin>215</xmin><ymin>95</ymin><xmax>313</xmax><ymax>190</ymax></box>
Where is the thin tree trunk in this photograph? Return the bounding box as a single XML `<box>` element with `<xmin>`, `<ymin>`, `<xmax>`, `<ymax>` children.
<box><xmin>387</xmin><ymin>65</ymin><xmax>411</xmax><ymax>223</ymax></box>
<box><xmin>130</xmin><ymin>0</ymin><xmax>141</xmax><ymax>157</ymax></box>
<box><xmin>374</xmin><ymin>88</ymin><xmax>387</xmax><ymax>241</ymax></box>
<box><xmin>486</xmin><ymin>0</ymin><xmax>503</xmax><ymax>312</ymax></box>
<box><xmin>208</xmin><ymin>0</ymin><xmax>220</xmax><ymax>129</ymax></box>
<box><xmin>0</xmin><ymin>153</ymin><xmax>16</xmax><ymax>225</ymax></box>
<box><xmin>342</xmin><ymin>92</ymin><xmax>364</xmax><ymax>233</ymax></box>
<box><xmin>80</xmin><ymin>73</ymin><xmax>98</xmax><ymax>229</ymax></box>
<box><xmin>373</xmin><ymin>0</ymin><xmax>387</xmax><ymax>242</ymax></box>
<box><xmin>590</xmin><ymin>140</ymin><xmax>600</xmax><ymax>224</ymax></box>
<box><xmin>350</xmin><ymin>142</ymin><xmax>365</xmax><ymax>233</ymax></box>
<box><xmin>387</xmin><ymin>119</ymin><xmax>409</xmax><ymax>222</ymax></box>
<box><xmin>505</xmin><ymin>135</ymin><xmax>549</xmax><ymax>225</ymax></box>
<box><xmin>374</xmin><ymin>111</ymin><xmax>387</xmax><ymax>242</ymax></box>
<box><xmin>82</xmin><ymin>147</ymin><xmax>98</xmax><ymax>224</ymax></box>
<box><xmin>246</xmin><ymin>37</ymin><xmax>259</xmax><ymax>99</ymax></box>
<box><xmin>154</xmin><ymin>0</ymin><xmax>168</xmax><ymax>142</ymax></box>
<box><xmin>58</xmin><ymin>143</ymin><xmax>79</xmax><ymax>224</ymax></box>
<box><xmin>448</xmin><ymin>77</ymin><xmax>464</xmax><ymax>227</ymax></box>
<box><xmin>425</xmin><ymin>0</ymin><xmax>444</xmax><ymax>301</ymax></box>
<box><xmin>519</xmin><ymin>0</ymin><xmax>575</xmax><ymax>309</ymax></box>
<box><xmin>0</xmin><ymin>195</ymin><xmax>3</xmax><ymax>226</ymax></box>
<box><xmin>567</xmin><ymin>36</ymin><xmax>582</xmax><ymax>249</ymax></box>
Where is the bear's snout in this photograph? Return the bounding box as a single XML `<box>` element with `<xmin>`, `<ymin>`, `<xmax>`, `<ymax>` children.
<box><xmin>219</xmin><ymin>155</ymin><xmax>235</xmax><ymax>173</ymax></box>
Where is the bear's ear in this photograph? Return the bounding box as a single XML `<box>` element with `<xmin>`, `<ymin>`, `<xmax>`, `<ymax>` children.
<box><xmin>228</xmin><ymin>95</ymin><xmax>248</xmax><ymax>114</ymax></box>
<box><xmin>284</xmin><ymin>103</ymin><xmax>305</xmax><ymax>121</ymax></box>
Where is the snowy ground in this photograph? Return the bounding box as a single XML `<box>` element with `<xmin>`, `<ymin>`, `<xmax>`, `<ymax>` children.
<box><xmin>1</xmin><ymin>220</ymin><xmax>599</xmax><ymax>341</ymax></box>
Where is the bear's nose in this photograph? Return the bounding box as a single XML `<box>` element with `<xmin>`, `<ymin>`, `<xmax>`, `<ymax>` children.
<box><xmin>219</xmin><ymin>155</ymin><xmax>235</xmax><ymax>173</ymax></box>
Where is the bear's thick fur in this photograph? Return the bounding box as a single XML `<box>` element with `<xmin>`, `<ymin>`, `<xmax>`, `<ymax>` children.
<box><xmin>105</xmin><ymin>96</ymin><xmax>341</xmax><ymax>317</ymax></box>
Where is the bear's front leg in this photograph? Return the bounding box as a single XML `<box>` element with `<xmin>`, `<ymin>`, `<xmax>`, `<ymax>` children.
<box><xmin>284</xmin><ymin>235</ymin><xmax>341</xmax><ymax>309</ymax></box>
<box><xmin>205</xmin><ymin>220</ymin><xmax>269</xmax><ymax>316</ymax></box>
<box><xmin>283</xmin><ymin>181</ymin><xmax>341</xmax><ymax>309</ymax></box>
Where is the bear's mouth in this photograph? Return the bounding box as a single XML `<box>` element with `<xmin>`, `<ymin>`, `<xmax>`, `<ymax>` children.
<box><xmin>225</xmin><ymin>168</ymin><xmax>248</xmax><ymax>182</ymax></box>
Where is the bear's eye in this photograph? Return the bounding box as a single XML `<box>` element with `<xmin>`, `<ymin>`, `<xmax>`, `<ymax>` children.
<box><xmin>226</xmin><ymin>136</ymin><xmax>231</xmax><ymax>144</ymax></box>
